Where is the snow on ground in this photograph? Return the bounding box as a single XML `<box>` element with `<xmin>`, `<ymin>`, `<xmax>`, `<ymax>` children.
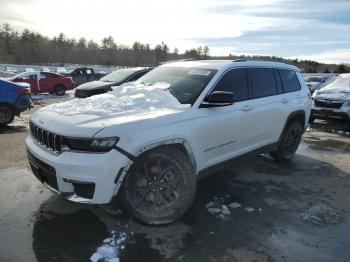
<box><xmin>206</xmin><ymin>197</ymin><xmax>260</xmax><ymax>219</ymax></box>
<box><xmin>41</xmin><ymin>82</ymin><xmax>190</xmax><ymax>116</ymax></box>
<box><xmin>90</xmin><ymin>232</ymin><xmax>127</xmax><ymax>262</ymax></box>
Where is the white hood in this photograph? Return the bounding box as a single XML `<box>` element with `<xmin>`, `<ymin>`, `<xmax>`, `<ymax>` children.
<box><xmin>31</xmin><ymin>82</ymin><xmax>190</xmax><ymax>137</ymax></box>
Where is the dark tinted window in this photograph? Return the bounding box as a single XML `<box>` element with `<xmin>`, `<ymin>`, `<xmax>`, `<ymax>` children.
<box><xmin>213</xmin><ymin>68</ymin><xmax>248</xmax><ymax>102</ymax></box>
<box><xmin>279</xmin><ymin>69</ymin><xmax>301</xmax><ymax>93</ymax></box>
<box><xmin>129</xmin><ymin>71</ymin><xmax>148</xmax><ymax>82</ymax></box>
<box><xmin>248</xmin><ymin>68</ymin><xmax>277</xmax><ymax>99</ymax></box>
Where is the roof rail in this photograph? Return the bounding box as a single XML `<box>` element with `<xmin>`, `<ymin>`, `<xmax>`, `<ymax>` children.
<box><xmin>232</xmin><ymin>59</ymin><xmax>247</xmax><ymax>62</ymax></box>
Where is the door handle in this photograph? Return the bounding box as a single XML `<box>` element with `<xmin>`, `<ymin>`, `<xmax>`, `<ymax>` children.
<box><xmin>281</xmin><ymin>98</ymin><xmax>289</xmax><ymax>104</ymax></box>
<box><xmin>241</xmin><ymin>105</ymin><xmax>253</xmax><ymax>112</ymax></box>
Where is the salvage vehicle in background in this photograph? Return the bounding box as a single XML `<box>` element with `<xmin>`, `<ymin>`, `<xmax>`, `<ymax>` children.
<box><xmin>310</xmin><ymin>73</ymin><xmax>350</xmax><ymax>124</ymax></box>
<box><xmin>26</xmin><ymin>60</ymin><xmax>311</xmax><ymax>225</ymax></box>
<box><xmin>306</xmin><ymin>75</ymin><xmax>331</xmax><ymax>93</ymax></box>
<box><xmin>64</xmin><ymin>67</ymin><xmax>107</xmax><ymax>87</ymax></box>
<box><xmin>74</xmin><ymin>67</ymin><xmax>152</xmax><ymax>98</ymax></box>
<box><xmin>0</xmin><ymin>80</ymin><xmax>32</xmax><ymax>125</ymax></box>
<box><xmin>10</xmin><ymin>71</ymin><xmax>75</xmax><ymax>95</ymax></box>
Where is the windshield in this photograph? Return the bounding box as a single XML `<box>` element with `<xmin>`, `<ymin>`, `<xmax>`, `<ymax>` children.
<box><xmin>319</xmin><ymin>76</ymin><xmax>350</xmax><ymax>93</ymax></box>
<box><xmin>9</xmin><ymin>72</ymin><xmax>33</xmax><ymax>80</ymax></box>
<box><xmin>135</xmin><ymin>67</ymin><xmax>217</xmax><ymax>105</ymax></box>
<box><xmin>101</xmin><ymin>69</ymin><xmax>137</xmax><ymax>83</ymax></box>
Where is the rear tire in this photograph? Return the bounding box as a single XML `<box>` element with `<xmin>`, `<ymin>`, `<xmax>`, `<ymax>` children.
<box><xmin>121</xmin><ymin>147</ymin><xmax>196</xmax><ymax>225</ymax></box>
<box><xmin>270</xmin><ymin>121</ymin><xmax>303</xmax><ymax>162</ymax></box>
<box><xmin>0</xmin><ymin>105</ymin><xmax>15</xmax><ymax>126</ymax></box>
<box><xmin>54</xmin><ymin>85</ymin><xmax>66</xmax><ymax>96</ymax></box>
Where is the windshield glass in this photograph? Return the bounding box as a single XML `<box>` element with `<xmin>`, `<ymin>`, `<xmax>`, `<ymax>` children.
<box><xmin>135</xmin><ymin>67</ymin><xmax>217</xmax><ymax>105</ymax></box>
<box><xmin>319</xmin><ymin>76</ymin><xmax>350</xmax><ymax>93</ymax></box>
<box><xmin>101</xmin><ymin>69</ymin><xmax>137</xmax><ymax>83</ymax></box>
<box><xmin>9</xmin><ymin>72</ymin><xmax>33</xmax><ymax>80</ymax></box>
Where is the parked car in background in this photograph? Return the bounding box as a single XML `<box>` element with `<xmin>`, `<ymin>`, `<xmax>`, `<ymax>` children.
<box><xmin>10</xmin><ymin>71</ymin><xmax>75</xmax><ymax>95</ymax></box>
<box><xmin>27</xmin><ymin>60</ymin><xmax>310</xmax><ymax>224</ymax></box>
<box><xmin>64</xmin><ymin>67</ymin><xmax>106</xmax><ymax>87</ymax></box>
<box><xmin>0</xmin><ymin>80</ymin><xmax>32</xmax><ymax>125</ymax></box>
<box><xmin>56</xmin><ymin>67</ymin><xmax>68</xmax><ymax>74</ymax></box>
<box><xmin>75</xmin><ymin>67</ymin><xmax>153</xmax><ymax>98</ymax></box>
<box><xmin>4</xmin><ymin>67</ymin><xmax>17</xmax><ymax>74</ymax></box>
<box><xmin>0</xmin><ymin>69</ymin><xmax>16</xmax><ymax>78</ymax></box>
<box><xmin>41</xmin><ymin>67</ymin><xmax>51</xmax><ymax>72</ymax></box>
<box><xmin>306</xmin><ymin>75</ymin><xmax>331</xmax><ymax>93</ymax></box>
<box><xmin>25</xmin><ymin>68</ymin><xmax>35</xmax><ymax>72</ymax></box>
<box><xmin>310</xmin><ymin>73</ymin><xmax>350</xmax><ymax>124</ymax></box>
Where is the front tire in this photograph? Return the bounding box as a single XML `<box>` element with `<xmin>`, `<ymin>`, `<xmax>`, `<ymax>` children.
<box><xmin>0</xmin><ymin>105</ymin><xmax>15</xmax><ymax>126</ymax></box>
<box><xmin>121</xmin><ymin>147</ymin><xmax>196</xmax><ymax>225</ymax></box>
<box><xmin>54</xmin><ymin>85</ymin><xmax>66</xmax><ymax>96</ymax></box>
<box><xmin>270</xmin><ymin>121</ymin><xmax>303</xmax><ymax>162</ymax></box>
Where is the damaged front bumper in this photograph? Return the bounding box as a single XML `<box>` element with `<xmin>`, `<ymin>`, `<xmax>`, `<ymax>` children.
<box><xmin>25</xmin><ymin>134</ymin><xmax>131</xmax><ymax>204</ymax></box>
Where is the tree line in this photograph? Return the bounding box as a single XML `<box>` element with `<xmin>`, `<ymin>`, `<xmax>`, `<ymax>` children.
<box><xmin>0</xmin><ymin>23</ymin><xmax>349</xmax><ymax>73</ymax></box>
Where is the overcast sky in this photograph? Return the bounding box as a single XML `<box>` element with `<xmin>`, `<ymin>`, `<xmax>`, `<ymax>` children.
<box><xmin>1</xmin><ymin>0</ymin><xmax>349</xmax><ymax>64</ymax></box>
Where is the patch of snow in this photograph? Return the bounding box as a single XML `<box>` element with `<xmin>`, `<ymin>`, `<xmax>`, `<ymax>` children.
<box><xmin>300</xmin><ymin>203</ymin><xmax>342</xmax><ymax>226</ymax></box>
<box><xmin>42</xmin><ymin>82</ymin><xmax>190</xmax><ymax>116</ymax></box>
<box><xmin>228</xmin><ymin>202</ymin><xmax>242</xmax><ymax>209</ymax></box>
<box><xmin>90</xmin><ymin>232</ymin><xmax>126</xmax><ymax>262</ymax></box>
<box><xmin>244</xmin><ymin>207</ymin><xmax>255</xmax><ymax>213</ymax></box>
<box><xmin>206</xmin><ymin>198</ymin><xmax>243</xmax><ymax>218</ymax></box>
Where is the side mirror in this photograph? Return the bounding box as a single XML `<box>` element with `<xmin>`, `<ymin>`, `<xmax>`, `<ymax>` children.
<box><xmin>202</xmin><ymin>91</ymin><xmax>235</xmax><ymax>107</ymax></box>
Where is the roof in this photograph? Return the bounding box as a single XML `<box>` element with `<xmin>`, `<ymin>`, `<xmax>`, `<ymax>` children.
<box><xmin>338</xmin><ymin>73</ymin><xmax>350</xmax><ymax>78</ymax></box>
<box><xmin>159</xmin><ymin>59</ymin><xmax>300</xmax><ymax>71</ymax></box>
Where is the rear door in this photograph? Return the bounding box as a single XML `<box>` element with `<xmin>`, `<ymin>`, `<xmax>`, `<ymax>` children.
<box><xmin>246</xmin><ymin>67</ymin><xmax>286</xmax><ymax>145</ymax></box>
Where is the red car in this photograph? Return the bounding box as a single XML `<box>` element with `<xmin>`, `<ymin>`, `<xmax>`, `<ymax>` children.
<box><xmin>10</xmin><ymin>71</ymin><xmax>75</xmax><ymax>95</ymax></box>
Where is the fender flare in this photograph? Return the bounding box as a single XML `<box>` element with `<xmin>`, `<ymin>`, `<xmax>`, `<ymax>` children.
<box><xmin>113</xmin><ymin>138</ymin><xmax>197</xmax><ymax>195</ymax></box>
<box><xmin>278</xmin><ymin>110</ymin><xmax>306</xmax><ymax>144</ymax></box>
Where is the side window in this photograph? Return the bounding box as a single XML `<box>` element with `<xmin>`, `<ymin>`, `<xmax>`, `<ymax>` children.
<box><xmin>39</xmin><ymin>72</ymin><xmax>48</xmax><ymax>79</ymax></box>
<box><xmin>213</xmin><ymin>68</ymin><xmax>249</xmax><ymax>102</ymax></box>
<box><xmin>279</xmin><ymin>69</ymin><xmax>301</xmax><ymax>93</ymax></box>
<box><xmin>248</xmin><ymin>68</ymin><xmax>277</xmax><ymax>99</ymax></box>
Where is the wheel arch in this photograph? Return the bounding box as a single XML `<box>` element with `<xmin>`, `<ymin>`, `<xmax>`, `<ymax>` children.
<box><xmin>132</xmin><ymin>138</ymin><xmax>197</xmax><ymax>171</ymax></box>
<box><xmin>0</xmin><ymin>102</ymin><xmax>17</xmax><ymax>114</ymax></box>
<box><xmin>278</xmin><ymin>110</ymin><xmax>306</xmax><ymax>142</ymax></box>
<box><xmin>113</xmin><ymin>138</ymin><xmax>197</xmax><ymax>196</ymax></box>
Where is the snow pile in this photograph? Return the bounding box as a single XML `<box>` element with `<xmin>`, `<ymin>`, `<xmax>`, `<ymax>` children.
<box><xmin>90</xmin><ymin>232</ymin><xmax>126</xmax><ymax>262</ymax></box>
<box><xmin>42</xmin><ymin>82</ymin><xmax>190</xmax><ymax>116</ymax></box>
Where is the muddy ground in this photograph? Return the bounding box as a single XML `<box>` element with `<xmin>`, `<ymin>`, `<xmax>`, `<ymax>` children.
<box><xmin>0</xmin><ymin>95</ymin><xmax>350</xmax><ymax>262</ymax></box>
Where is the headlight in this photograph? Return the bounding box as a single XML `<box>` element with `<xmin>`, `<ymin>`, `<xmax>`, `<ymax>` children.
<box><xmin>344</xmin><ymin>100</ymin><xmax>350</xmax><ymax>107</ymax></box>
<box><xmin>64</xmin><ymin>137</ymin><xmax>119</xmax><ymax>152</ymax></box>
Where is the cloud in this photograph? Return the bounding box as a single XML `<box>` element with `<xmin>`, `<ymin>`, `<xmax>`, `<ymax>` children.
<box><xmin>288</xmin><ymin>49</ymin><xmax>350</xmax><ymax>64</ymax></box>
<box><xmin>0</xmin><ymin>0</ymin><xmax>349</xmax><ymax>63</ymax></box>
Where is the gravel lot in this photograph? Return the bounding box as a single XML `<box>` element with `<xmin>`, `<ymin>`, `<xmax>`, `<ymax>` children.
<box><xmin>0</xmin><ymin>95</ymin><xmax>350</xmax><ymax>262</ymax></box>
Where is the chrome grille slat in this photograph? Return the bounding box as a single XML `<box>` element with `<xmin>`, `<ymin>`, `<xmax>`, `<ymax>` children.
<box><xmin>29</xmin><ymin>121</ymin><xmax>63</xmax><ymax>153</ymax></box>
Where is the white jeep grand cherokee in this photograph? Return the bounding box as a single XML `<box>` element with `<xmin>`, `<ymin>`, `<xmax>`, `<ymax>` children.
<box><xmin>26</xmin><ymin>60</ymin><xmax>311</xmax><ymax>225</ymax></box>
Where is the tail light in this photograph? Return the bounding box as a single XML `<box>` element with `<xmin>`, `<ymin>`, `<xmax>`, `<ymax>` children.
<box><xmin>15</xmin><ymin>88</ymin><xmax>30</xmax><ymax>94</ymax></box>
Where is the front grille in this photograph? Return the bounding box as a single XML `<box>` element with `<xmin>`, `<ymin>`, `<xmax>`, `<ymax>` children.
<box><xmin>29</xmin><ymin>121</ymin><xmax>63</xmax><ymax>153</ymax></box>
<box><xmin>314</xmin><ymin>99</ymin><xmax>344</xmax><ymax>109</ymax></box>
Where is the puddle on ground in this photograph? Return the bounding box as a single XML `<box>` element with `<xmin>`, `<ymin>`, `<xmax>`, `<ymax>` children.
<box><xmin>303</xmin><ymin>138</ymin><xmax>350</xmax><ymax>153</ymax></box>
<box><xmin>32</xmin><ymin>209</ymin><xmax>108</xmax><ymax>262</ymax></box>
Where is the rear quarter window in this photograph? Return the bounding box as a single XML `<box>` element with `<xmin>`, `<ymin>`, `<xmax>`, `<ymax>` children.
<box><xmin>279</xmin><ymin>69</ymin><xmax>301</xmax><ymax>93</ymax></box>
